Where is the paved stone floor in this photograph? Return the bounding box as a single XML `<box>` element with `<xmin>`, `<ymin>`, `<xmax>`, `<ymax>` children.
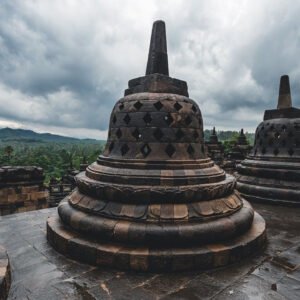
<box><xmin>0</xmin><ymin>203</ymin><xmax>299</xmax><ymax>300</ymax></box>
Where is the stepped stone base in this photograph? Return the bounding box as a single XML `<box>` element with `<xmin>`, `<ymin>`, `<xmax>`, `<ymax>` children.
<box><xmin>47</xmin><ymin>210</ymin><xmax>266</xmax><ymax>272</ymax></box>
<box><xmin>0</xmin><ymin>246</ymin><xmax>10</xmax><ymax>300</ymax></box>
<box><xmin>237</xmin><ymin>160</ymin><xmax>300</xmax><ymax>207</ymax></box>
<box><xmin>237</xmin><ymin>183</ymin><xmax>300</xmax><ymax>207</ymax></box>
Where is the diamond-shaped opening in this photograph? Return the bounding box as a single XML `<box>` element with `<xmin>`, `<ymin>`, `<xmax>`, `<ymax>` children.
<box><xmin>165</xmin><ymin>143</ymin><xmax>176</xmax><ymax>157</ymax></box>
<box><xmin>164</xmin><ymin>113</ymin><xmax>173</xmax><ymax>126</ymax></box>
<box><xmin>153</xmin><ymin>128</ymin><xmax>164</xmax><ymax>140</ymax></box>
<box><xmin>268</xmin><ymin>138</ymin><xmax>273</xmax><ymax>146</ymax></box>
<box><xmin>174</xmin><ymin>102</ymin><xmax>183</xmax><ymax>111</ymax></box>
<box><xmin>116</xmin><ymin>128</ymin><xmax>122</xmax><ymax>139</ymax></box>
<box><xmin>262</xmin><ymin>147</ymin><xmax>266</xmax><ymax>154</ymax></box>
<box><xmin>193</xmin><ymin>131</ymin><xmax>199</xmax><ymax>139</ymax></box>
<box><xmin>121</xmin><ymin>144</ymin><xmax>129</xmax><ymax>156</ymax></box>
<box><xmin>273</xmin><ymin>148</ymin><xmax>279</xmax><ymax>156</ymax></box>
<box><xmin>123</xmin><ymin>114</ymin><xmax>131</xmax><ymax>125</ymax></box>
<box><xmin>257</xmin><ymin>133</ymin><xmax>260</xmax><ymax>139</ymax></box>
<box><xmin>270</xmin><ymin>124</ymin><xmax>275</xmax><ymax>130</ymax></box>
<box><xmin>274</xmin><ymin>132</ymin><xmax>280</xmax><ymax>139</ymax></box>
<box><xmin>109</xmin><ymin>142</ymin><xmax>114</xmax><ymax>152</ymax></box>
<box><xmin>260</xmin><ymin>126</ymin><xmax>264</xmax><ymax>131</ymax></box>
<box><xmin>143</xmin><ymin>113</ymin><xmax>152</xmax><ymax>125</ymax></box>
<box><xmin>119</xmin><ymin>103</ymin><xmax>124</xmax><ymax>111</ymax></box>
<box><xmin>141</xmin><ymin>144</ymin><xmax>151</xmax><ymax>157</ymax></box>
<box><xmin>134</xmin><ymin>101</ymin><xmax>143</xmax><ymax>110</ymax></box>
<box><xmin>132</xmin><ymin>128</ymin><xmax>141</xmax><ymax>140</ymax></box>
<box><xmin>112</xmin><ymin>115</ymin><xmax>117</xmax><ymax>124</ymax></box>
<box><xmin>191</xmin><ymin>105</ymin><xmax>197</xmax><ymax>113</ymax></box>
<box><xmin>176</xmin><ymin>129</ymin><xmax>185</xmax><ymax>140</ymax></box>
<box><xmin>281</xmin><ymin>139</ymin><xmax>286</xmax><ymax>147</ymax></box>
<box><xmin>187</xmin><ymin>144</ymin><xmax>195</xmax><ymax>155</ymax></box>
<box><xmin>154</xmin><ymin>101</ymin><xmax>163</xmax><ymax>111</ymax></box>
<box><xmin>288</xmin><ymin>148</ymin><xmax>294</xmax><ymax>156</ymax></box>
<box><xmin>288</xmin><ymin>131</ymin><xmax>294</xmax><ymax>137</ymax></box>
<box><xmin>185</xmin><ymin>115</ymin><xmax>192</xmax><ymax>126</ymax></box>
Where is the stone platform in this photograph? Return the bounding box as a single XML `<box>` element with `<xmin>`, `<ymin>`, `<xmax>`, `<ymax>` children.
<box><xmin>0</xmin><ymin>204</ymin><xmax>299</xmax><ymax>299</ymax></box>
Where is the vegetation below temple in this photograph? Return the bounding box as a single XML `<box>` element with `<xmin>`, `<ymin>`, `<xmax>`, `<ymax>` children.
<box><xmin>0</xmin><ymin>128</ymin><xmax>254</xmax><ymax>183</ymax></box>
<box><xmin>0</xmin><ymin>128</ymin><xmax>106</xmax><ymax>183</ymax></box>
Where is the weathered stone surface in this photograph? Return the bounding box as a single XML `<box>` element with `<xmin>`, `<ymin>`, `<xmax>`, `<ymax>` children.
<box><xmin>47</xmin><ymin>20</ymin><xmax>265</xmax><ymax>272</ymax></box>
<box><xmin>205</xmin><ymin>127</ymin><xmax>224</xmax><ymax>166</ymax></box>
<box><xmin>237</xmin><ymin>75</ymin><xmax>300</xmax><ymax>206</ymax></box>
<box><xmin>0</xmin><ymin>204</ymin><xmax>298</xmax><ymax>299</ymax></box>
<box><xmin>0</xmin><ymin>166</ymin><xmax>49</xmax><ymax>215</ymax></box>
<box><xmin>223</xmin><ymin>129</ymin><xmax>252</xmax><ymax>174</ymax></box>
<box><xmin>0</xmin><ymin>245</ymin><xmax>10</xmax><ymax>300</ymax></box>
<box><xmin>145</xmin><ymin>20</ymin><xmax>169</xmax><ymax>76</ymax></box>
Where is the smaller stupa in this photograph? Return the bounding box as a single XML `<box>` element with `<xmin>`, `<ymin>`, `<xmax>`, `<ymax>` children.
<box><xmin>205</xmin><ymin>127</ymin><xmax>224</xmax><ymax>166</ymax></box>
<box><xmin>237</xmin><ymin>75</ymin><xmax>300</xmax><ymax>206</ymax></box>
<box><xmin>223</xmin><ymin>129</ymin><xmax>251</xmax><ymax>173</ymax></box>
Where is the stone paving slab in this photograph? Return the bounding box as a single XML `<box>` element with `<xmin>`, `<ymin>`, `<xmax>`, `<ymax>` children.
<box><xmin>0</xmin><ymin>203</ymin><xmax>299</xmax><ymax>299</ymax></box>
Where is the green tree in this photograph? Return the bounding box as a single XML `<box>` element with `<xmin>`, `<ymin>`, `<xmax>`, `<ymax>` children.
<box><xmin>4</xmin><ymin>145</ymin><xmax>14</xmax><ymax>161</ymax></box>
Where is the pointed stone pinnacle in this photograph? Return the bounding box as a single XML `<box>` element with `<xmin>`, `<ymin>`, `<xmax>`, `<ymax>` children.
<box><xmin>212</xmin><ymin>127</ymin><xmax>216</xmax><ymax>135</ymax></box>
<box><xmin>146</xmin><ymin>20</ymin><xmax>169</xmax><ymax>76</ymax></box>
<box><xmin>241</xmin><ymin>128</ymin><xmax>244</xmax><ymax>135</ymax></box>
<box><xmin>277</xmin><ymin>75</ymin><xmax>292</xmax><ymax>109</ymax></box>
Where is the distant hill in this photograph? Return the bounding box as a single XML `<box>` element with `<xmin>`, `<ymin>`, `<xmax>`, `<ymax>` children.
<box><xmin>0</xmin><ymin>127</ymin><xmax>102</xmax><ymax>144</ymax></box>
<box><xmin>0</xmin><ymin>127</ymin><xmax>254</xmax><ymax>145</ymax></box>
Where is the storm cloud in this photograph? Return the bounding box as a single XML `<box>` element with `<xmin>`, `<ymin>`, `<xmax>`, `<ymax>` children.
<box><xmin>0</xmin><ymin>0</ymin><xmax>300</xmax><ymax>139</ymax></box>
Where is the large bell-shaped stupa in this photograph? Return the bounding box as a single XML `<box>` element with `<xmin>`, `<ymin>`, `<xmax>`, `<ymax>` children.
<box><xmin>237</xmin><ymin>75</ymin><xmax>300</xmax><ymax>206</ymax></box>
<box><xmin>47</xmin><ymin>20</ymin><xmax>266</xmax><ymax>271</ymax></box>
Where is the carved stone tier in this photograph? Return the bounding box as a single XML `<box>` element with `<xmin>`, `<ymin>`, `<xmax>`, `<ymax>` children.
<box><xmin>47</xmin><ymin>20</ymin><xmax>266</xmax><ymax>271</ymax></box>
<box><xmin>47</xmin><ymin>209</ymin><xmax>266</xmax><ymax>271</ymax></box>
<box><xmin>237</xmin><ymin>75</ymin><xmax>300</xmax><ymax>206</ymax></box>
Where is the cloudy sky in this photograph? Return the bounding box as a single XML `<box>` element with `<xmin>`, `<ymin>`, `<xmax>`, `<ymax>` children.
<box><xmin>0</xmin><ymin>0</ymin><xmax>300</xmax><ymax>139</ymax></box>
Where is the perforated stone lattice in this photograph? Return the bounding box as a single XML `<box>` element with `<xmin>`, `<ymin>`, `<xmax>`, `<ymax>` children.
<box><xmin>105</xmin><ymin>97</ymin><xmax>205</xmax><ymax>159</ymax></box>
<box><xmin>252</xmin><ymin>120</ymin><xmax>300</xmax><ymax>157</ymax></box>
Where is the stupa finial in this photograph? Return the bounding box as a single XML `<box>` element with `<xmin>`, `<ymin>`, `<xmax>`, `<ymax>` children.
<box><xmin>277</xmin><ymin>75</ymin><xmax>292</xmax><ymax>109</ymax></box>
<box><xmin>212</xmin><ymin>127</ymin><xmax>216</xmax><ymax>135</ymax></box>
<box><xmin>145</xmin><ymin>20</ymin><xmax>169</xmax><ymax>76</ymax></box>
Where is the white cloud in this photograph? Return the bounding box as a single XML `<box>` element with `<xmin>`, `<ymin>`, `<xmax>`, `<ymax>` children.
<box><xmin>0</xmin><ymin>0</ymin><xmax>300</xmax><ymax>137</ymax></box>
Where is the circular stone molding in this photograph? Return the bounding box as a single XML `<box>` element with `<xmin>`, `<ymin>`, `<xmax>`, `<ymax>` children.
<box><xmin>47</xmin><ymin>201</ymin><xmax>266</xmax><ymax>272</ymax></box>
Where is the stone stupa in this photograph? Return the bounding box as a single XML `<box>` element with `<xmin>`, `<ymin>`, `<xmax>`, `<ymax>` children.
<box><xmin>47</xmin><ymin>20</ymin><xmax>266</xmax><ymax>271</ymax></box>
<box><xmin>237</xmin><ymin>75</ymin><xmax>300</xmax><ymax>206</ymax></box>
<box><xmin>223</xmin><ymin>129</ymin><xmax>251</xmax><ymax>173</ymax></box>
<box><xmin>205</xmin><ymin>127</ymin><xmax>224</xmax><ymax>165</ymax></box>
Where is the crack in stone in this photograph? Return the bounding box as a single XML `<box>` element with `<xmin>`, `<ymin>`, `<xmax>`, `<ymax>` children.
<box><xmin>133</xmin><ymin>274</ymin><xmax>160</xmax><ymax>289</ymax></box>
